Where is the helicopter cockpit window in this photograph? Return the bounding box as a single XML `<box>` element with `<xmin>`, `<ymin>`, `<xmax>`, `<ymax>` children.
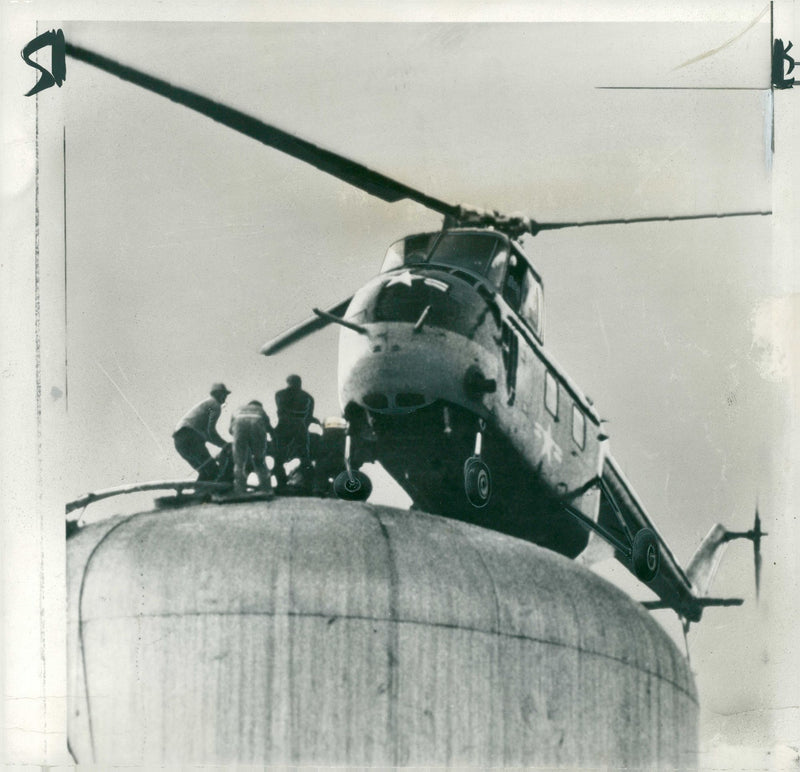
<box><xmin>486</xmin><ymin>251</ymin><xmax>508</xmax><ymax>289</ymax></box>
<box><xmin>426</xmin><ymin>232</ymin><xmax>509</xmax><ymax>286</ymax></box>
<box><xmin>380</xmin><ymin>233</ymin><xmax>438</xmax><ymax>273</ymax></box>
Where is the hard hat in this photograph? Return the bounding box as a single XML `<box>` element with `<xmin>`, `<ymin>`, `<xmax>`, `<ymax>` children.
<box><xmin>322</xmin><ymin>416</ymin><xmax>347</xmax><ymax>431</ymax></box>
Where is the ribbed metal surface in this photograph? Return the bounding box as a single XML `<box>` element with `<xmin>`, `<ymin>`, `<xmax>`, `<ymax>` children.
<box><xmin>67</xmin><ymin>498</ymin><xmax>697</xmax><ymax>767</ymax></box>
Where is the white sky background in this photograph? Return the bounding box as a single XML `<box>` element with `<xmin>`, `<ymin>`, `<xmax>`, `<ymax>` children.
<box><xmin>3</xmin><ymin>3</ymin><xmax>798</xmax><ymax>767</ymax></box>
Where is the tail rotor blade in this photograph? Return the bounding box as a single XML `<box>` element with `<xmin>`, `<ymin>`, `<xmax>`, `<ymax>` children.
<box><xmin>754</xmin><ymin>544</ymin><xmax>762</xmax><ymax>599</ymax></box>
<box><xmin>752</xmin><ymin>508</ymin><xmax>765</xmax><ymax>599</ymax></box>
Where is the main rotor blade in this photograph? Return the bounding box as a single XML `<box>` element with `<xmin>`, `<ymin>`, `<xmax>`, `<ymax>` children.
<box><xmin>65</xmin><ymin>41</ymin><xmax>773</xmax><ymax>236</ymax></box>
<box><xmin>64</xmin><ymin>42</ymin><xmax>460</xmax><ymax>219</ymax></box>
<box><xmin>260</xmin><ymin>297</ymin><xmax>352</xmax><ymax>356</ymax></box>
<box><xmin>532</xmin><ymin>210</ymin><xmax>771</xmax><ymax>234</ymax></box>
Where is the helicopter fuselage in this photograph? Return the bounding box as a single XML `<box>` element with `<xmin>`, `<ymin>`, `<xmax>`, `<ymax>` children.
<box><xmin>338</xmin><ymin>229</ymin><xmax>604</xmax><ymax>558</ymax></box>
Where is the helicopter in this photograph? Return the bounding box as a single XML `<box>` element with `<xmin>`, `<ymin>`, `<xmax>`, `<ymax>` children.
<box><xmin>64</xmin><ymin>40</ymin><xmax>769</xmax><ymax>625</ymax></box>
<box><xmin>261</xmin><ymin>214</ymin><xmax>768</xmax><ymax>624</ymax></box>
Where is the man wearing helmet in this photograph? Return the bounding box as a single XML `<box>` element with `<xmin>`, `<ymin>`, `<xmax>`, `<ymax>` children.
<box><xmin>173</xmin><ymin>382</ymin><xmax>231</xmax><ymax>481</ymax></box>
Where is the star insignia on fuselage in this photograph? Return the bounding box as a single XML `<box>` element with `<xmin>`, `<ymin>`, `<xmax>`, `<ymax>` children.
<box><xmin>534</xmin><ymin>421</ymin><xmax>563</xmax><ymax>466</ymax></box>
<box><xmin>385</xmin><ymin>270</ymin><xmax>418</xmax><ymax>288</ymax></box>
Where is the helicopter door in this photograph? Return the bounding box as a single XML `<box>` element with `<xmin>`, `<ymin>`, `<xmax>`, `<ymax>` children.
<box><xmin>501</xmin><ymin>323</ymin><xmax>518</xmax><ymax>405</ymax></box>
<box><xmin>500</xmin><ymin>254</ymin><xmax>527</xmax><ymax>404</ymax></box>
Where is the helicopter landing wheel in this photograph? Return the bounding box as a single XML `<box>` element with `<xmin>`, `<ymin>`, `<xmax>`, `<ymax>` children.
<box><xmin>632</xmin><ymin>528</ymin><xmax>660</xmax><ymax>582</ymax></box>
<box><xmin>334</xmin><ymin>470</ymin><xmax>373</xmax><ymax>502</ymax></box>
<box><xmin>464</xmin><ymin>457</ymin><xmax>491</xmax><ymax>508</ymax></box>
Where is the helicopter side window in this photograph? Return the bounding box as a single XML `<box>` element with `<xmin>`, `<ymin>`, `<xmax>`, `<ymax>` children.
<box><xmin>502</xmin><ymin>254</ymin><xmax>543</xmax><ymax>341</ymax></box>
<box><xmin>502</xmin><ymin>255</ymin><xmax>522</xmax><ymax>307</ymax></box>
<box><xmin>518</xmin><ymin>269</ymin><xmax>543</xmax><ymax>340</ymax></box>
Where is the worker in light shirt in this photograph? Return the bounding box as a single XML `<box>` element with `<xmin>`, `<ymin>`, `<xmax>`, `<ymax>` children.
<box><xmin>173</xmin><ymin>382</ymin><xmax>231</xmax><ymax>481</ymax></box>
<box><xmin>229</xmin><ymin>400</ymin><xmax>273</xmax><ymax>495</ymax></box>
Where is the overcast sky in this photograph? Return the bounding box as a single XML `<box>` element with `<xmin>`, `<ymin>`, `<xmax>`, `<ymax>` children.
<box><xmin>23</xmin><ymin>9</ymin><xmax>797</xmax><ymax>763</ymax></box>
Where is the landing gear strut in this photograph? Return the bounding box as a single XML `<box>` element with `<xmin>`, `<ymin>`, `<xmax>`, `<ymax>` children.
<box><xmin>334</xmin><ymin>433</ymin><xmax>372</xmax><ymax>502</ymax></box>
<box><xmin>464</xmin><ymin>420</ymin><xmax>491</xmax><ymax>508</ymax></box>
<box><xmin>563</xmin><ymin>480</ymin><xmax>662</xmax><ymax>584</ymax></box>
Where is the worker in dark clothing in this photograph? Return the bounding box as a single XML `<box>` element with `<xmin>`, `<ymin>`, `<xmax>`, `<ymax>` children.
<box><xmin>229</xmin><ymin>400</ymin><xmax>273</xmax><ymax>495</ymax></box>
<box><xmin>173</xmin><ymin>382</ymin><xmax>230</xmax><ymax>481</ymax></box>
<box><xmin>273</xmin><ymin>374</ymin><xmax>316</xmax><ymax>488</ymax></box>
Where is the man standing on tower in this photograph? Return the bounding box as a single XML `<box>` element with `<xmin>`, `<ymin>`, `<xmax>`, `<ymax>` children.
<box><xmin>229</xmin><ymin>400</ymin><xmax>273</xmax><ymax>495</ymax></box>
<box><xmin>272</xmin><ymin>374</ymin><xmax>315</xmax><ymax>489</ymax></box>
<box><xmin>173</xmin><ymin>382</ymin><xmax>231</xmax><ymax>481</ymax></box>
